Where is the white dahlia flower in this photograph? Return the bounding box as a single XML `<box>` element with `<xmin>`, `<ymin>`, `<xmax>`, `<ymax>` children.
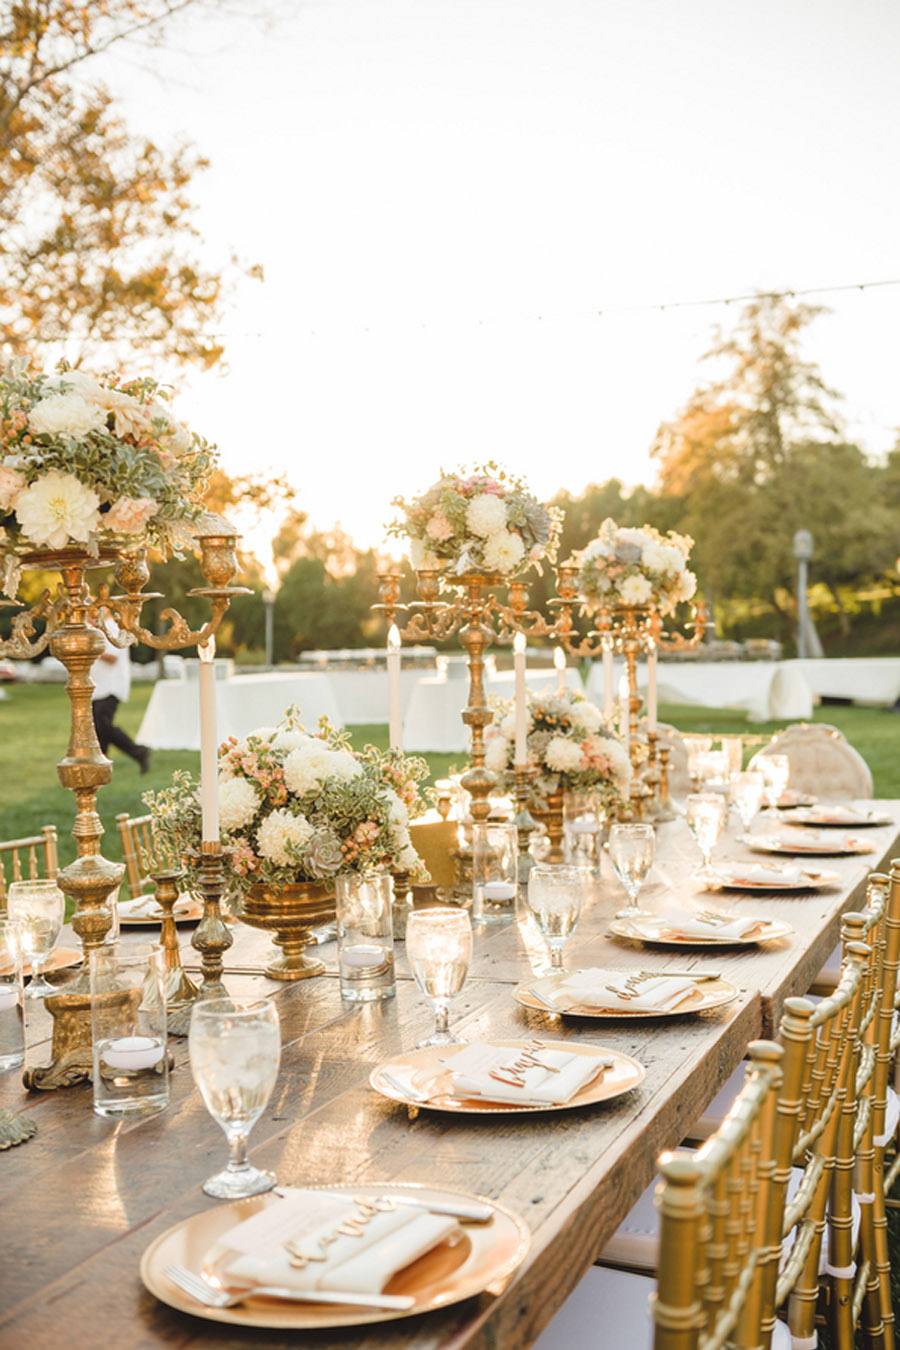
<box><xmin>574</xmin><ymin>699</ymin><xmax>604</xmax><ymax>732</ymax></box>
<box><xmin>544</xmin><ymin>735</ymin><xmax>584</xmax><ymax>773</ymax></box>
<box><xmin>218</xmin><ymin>776</ymin><xmax>261</xmax><ymax>832</ymax></box>
<box><xmin>14</xmin><ymin>471</ymin><xmax>100</xmax><ymax>549</ymax></box>
<box><xmin>482</xmin><ymin>528</ymin><xmax>525</xmax><ymax>574</ymax></box>
<box><xmin>466</xmin><ymin>492</ymin><xmax>508</xmax><ymax>538</ymax></box>
<box><xmin>398</xmin><ymin>843</ymin><xmax>421</xmax><ymax>872</ymax></box>
<box><xmin>28</xmin><ymin>392</ymin><xmax>107</xmax><ymax>440</ymax></box>
<box><xmin>485</xmin><ymin>734</ymin><xmax>510</xmax><ymax>772</ymax></box>
<box><xmin>283</xmin><ymin>744</ymin><xmax>361</xmax><ymax>796</ymax></box>
<box><xmin>271</xmin><ymin>729</ymin><xmax>317</xmax><ymax>753</ymax></box>
<box><xmin>619</xmin><ymin>573</ymin><xmax>653</xmax><ymax>607</ymax></box>
<box><xmin>257</xmin><ymin>809</ymin><xmax>313</xmax><ymax>866</ymax></box>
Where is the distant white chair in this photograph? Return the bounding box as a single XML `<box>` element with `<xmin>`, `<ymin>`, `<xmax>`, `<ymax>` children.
<box><xmin>749</xmin><ymin>721</ymin><xmax>873</xmax><ymax>800</ymax></box>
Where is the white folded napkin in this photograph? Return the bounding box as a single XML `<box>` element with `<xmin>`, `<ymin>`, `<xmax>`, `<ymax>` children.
<box><xmin>441</xmin><ymin>1041</ymin><xmax>609</xmax><ymax>1105</ymax></box>
<box><xmin>216</xmin><ymin>1188</ymin><xmax>457</xmax><ymax>1295</ymax></box>
<box><xmin>118</xmin><ymin>894</ymin><xmax>192</xmax><ymax>919</ymax></box>
<box><xmin>647</xmin><ymin>908</ymin><xmax>764</xmax><ymax>940</ymax></box>
<box><xmin>538</xmin><ymin>967</ymin><xmax>698</xmax><ymax>1012</ymax></box>
<box><xmin>711</xmin><ymin>863</ymin><xmax>806</xmax><ymax>888</ymax></box>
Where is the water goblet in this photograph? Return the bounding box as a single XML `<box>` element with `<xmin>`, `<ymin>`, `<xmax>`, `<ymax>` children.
<box><xmin>608</xmin><ymin>822</ymin><xmax>656</xmax><ymax>917</ymax></box>
<box><xmin>7</xmin><ymin>879</ymin><xmax>64</xmax><ymax>998</ymax></box>
<box><xmin>189</xmin><ymin>997</ymin><xmax>281</xmax><ymax>1199</ymax></box>
<box><xmin>756</xmin><ymin>753</ymin><xmax>790</xmax><ymax>809</ymax></box>
<box><xmin>406</xmin><ymin>908</ymin><xmax>473</xmax><ymax>1047</ymax></box>
<box><xmin>0</xmin><ymin>919</ymin><xmax>25</xmax><ymax>1072</ymax></box>
<box><xmin>526</xmin><ymin>864</ymin><xmax>588</xmax><ymax>970</ymax></box>
<box><xmin>731</xmin><ymin>770</ymin><xmax>765</xmax><ymax>831</ymax></box>
<box><xmin>686</xmin><ymin>793</ymin><xmax>728</xmax><ymax>875</ymax></box>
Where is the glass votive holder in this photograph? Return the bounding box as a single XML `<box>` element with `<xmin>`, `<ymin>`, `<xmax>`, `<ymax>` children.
<box><xmin>472</xmin><ymin>823</ymin><xmax>518</xmax><ymax>922</ymax></box>
<box><xmin>90</xmin><ymin>943</ymin><xmax>169</xmax><ymax>1119</ymax></box>
<box><xmin>0</xmin><ymin>919</ymin><xmax>25</xmax><ymax>1072</ymax></box>
<box><xmin>336</xmin><ymin>873</ymin><xmax>396</xmax><ymax>1003</ymax></box>
<box><xmin>564</xmin><ymin>791</ymin><xmax>603</xmax><ymax>869</ymax></box>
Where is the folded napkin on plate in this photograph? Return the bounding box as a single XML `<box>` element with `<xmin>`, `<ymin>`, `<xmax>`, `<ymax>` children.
<box><xmin>441</xmin><ymin>1041</ymin><xmax>608</xmax><ymax>1105</ymax></box>
<box><xmin>648</xmin><ymin>908</ymin><xmax>764</xmax><ymax>940</ymax></box>
<box><xmin>807</xmin><ymin>805</ymin><xmax>870</xmax><ymax>824</ymax></box>
<box><xmin>712</xmin><ymin>863</ymin><xmax>806</xmax><ymax>887</ymax></box>
<box><xmin>215</xmin><ymin>1187</ymin><xmax>457</xmax><ymax>1295</ymax></box>
<box><xmin>537</xmin><ymin>967</ymin><xmax>698</xmax><ymax>1012</ymax></box>
<box><xmin>118</xmin><ymin>894</ymin><xmax>191</xmax><ymax>919</ymax></box>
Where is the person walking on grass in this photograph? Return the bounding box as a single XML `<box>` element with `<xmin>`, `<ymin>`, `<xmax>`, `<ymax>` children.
<box><xmin>91</xmin><ymin>624</ymin><xmax>152</xmax><ymax>774</ymax></box>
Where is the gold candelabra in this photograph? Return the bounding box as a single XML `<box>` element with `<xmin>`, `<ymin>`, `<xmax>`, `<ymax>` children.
<box><xmin>4</xmin><ymin>515</ymin><xmax>247</xmax><ymax>1090</ymax></box>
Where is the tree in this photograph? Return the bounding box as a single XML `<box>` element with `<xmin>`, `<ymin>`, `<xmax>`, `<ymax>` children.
<box><xmin>0</xmin><ymin>1</ymin><xmax>258</xmax><ymax>368</ymax></box>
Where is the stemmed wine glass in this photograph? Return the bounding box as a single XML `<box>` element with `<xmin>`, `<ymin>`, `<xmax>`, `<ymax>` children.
<box><xmin>686</xmin><ymin>793</ymin><xmax>728</xmax><ymax>876</ymax></box>
<box><xmin>756</xmin><ymin>754</ymin><xmax>790</xmax><ymax>809</ymax></box>
<box><xmin>406</xmin><ymin>908</ymin><xmax>473</xmax><ymax>1047</ymax></box>
<box><xmin>189</xmin><ymin>997</ymin><xmax>281</xmax><ymax>1199</ymax></box>
<box><xmin>731</xmin><ymin>770</ymin><xmax>765</xmax><ymax>832</ymax></box>
<box><xmin>608</xmin><ymin>823</ymin><xmax>656</xmax><ymax>917</ymax></box>
<box><xmin>526</xmin><ymin>864</ymin><xmax>588</xmax><ymax>969</ymax></box>
<box><xmin>7</xmin><ymin>879</ymin><xmax>65</xmax><ymax>998</ymax></box>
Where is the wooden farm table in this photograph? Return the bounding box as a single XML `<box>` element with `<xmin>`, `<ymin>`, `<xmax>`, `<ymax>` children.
<box><xmin>1</xmin><ymin>806</ymin><xmax>898</xmax><ymax>1350</ymax></box>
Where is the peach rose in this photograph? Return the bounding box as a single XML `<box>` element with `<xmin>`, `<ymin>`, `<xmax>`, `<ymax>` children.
<box><xmin>0</xmin><ymin>465</ymin><xmax>26</xmax><ymax>511</ymax></box>
<box><xmin>105</xmin><ymin>496</ymin><xmax>160</xmax><ymax>534</ymax></box>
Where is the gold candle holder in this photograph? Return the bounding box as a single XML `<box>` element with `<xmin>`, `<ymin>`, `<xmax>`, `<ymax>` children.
<box><xmin>187</xmin><ymin>843</ymin><xmax>233</xmax><ymax>1000</ymax></box>
<box><xmin>513</xmin><ymin>764</ymin><xmax>538</xmax><ymax>879</ymax></box>
<box><xmin>152</xmin><ymin>867</ymin><xmax>200</xmax><ymax>1037</ymax></box>
<box><xmin>391</xmin><ymin>870</ymin><xmax>413</xmax><ymax>939</ymax></box>
<box><xmin>655</xmin><ymin>744</ymin><xmax>677</xmax><ymax>822</ymax></box>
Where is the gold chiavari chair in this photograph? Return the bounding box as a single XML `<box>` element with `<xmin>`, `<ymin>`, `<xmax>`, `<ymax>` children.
<box><xmin>116</xmin><ymin>811</ymin><xmax>161</xmax><ymax>898</ymax></box>
<box><xmin>0</xmin><ymin>825</ymin><xmax>59</xmax><ymax>906</ymax></box>
<box><xmin>535</xmin><ymin>1041</ymin><xmax>788</xmax><ymax>1349</ymax></box>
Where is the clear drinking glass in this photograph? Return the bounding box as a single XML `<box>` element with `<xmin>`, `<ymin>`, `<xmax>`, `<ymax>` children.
<box><xmin>189</xmin><ymin>997</ymin><xmax>281</xmax><ymax>1199</ymax></box>
<box><xmin>731</xmin><ymin>770</ymin><xmax>765</xmax><ymax>831</ymax></box>
<box><xmin>336</xmin><ymin>873</ymin><xmax>395</xmax><ymax>1003</ymax></box>
<box><xmin>0</xmin><ymin>919</ymin><xmax>25</xmax><ymax>1072</ymax></box>
<box><xmin>472</xmin><ymin>823</ymin><xmax>518</xmax><ymax>922</ymax></box>
<box><xmin>608</xmin><ymin>822</ymin><xmax>656</xmax><ymax>916</ymax></box>
<box><xmin>526</xmin><ymin>864</ymin><xmax>587</xmax><ymax>970</ymax></box>
<box><xmin>7</xmin><ymin>879</ymin><xmax>65</xmax><ymax>998</ymax></box>
<box><xmin>757</xmin><ymin>753</ymin><xmax>790</xmax><ymax>809</ymax></box>
<box><xmin>515</xmin><ymin>882</ymin><xmax>552</xmax><ymax>975</ymax></box>
<box><xmin>722</xmin><ymin>737</ymin><xmax>744</xmax><ymax>779</ymax></box>
<box><xmin>564</xmin><ymin>791</ymin><xmax>603</xmax><ymax>870</ymax></box>
<box><xmin>406</xmin><ymin>908</ymin><xmax>473</xmax><ymax>1047</ymax></box>
<box><xmin>90</xmin><ymin>943</ymin><xmax>169</xmax><ymax>1119</ymax></box>
<box><xmin>686</xmin><ymin>792</ymin><xmax>728</xmax><ymax>873</ymax></box>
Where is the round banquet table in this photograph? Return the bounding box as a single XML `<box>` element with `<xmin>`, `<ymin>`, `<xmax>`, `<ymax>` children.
<box><xmin>788</xmin><ymin>657</ymin><xmax>900</xmax><ymax>707</ymax></box>
<box><xmin>403</xmin><ymin>667</ymin><xmax>584</xmax><ymax>753</ymax></box>
<box><xmin>586</xmin><ymin>659</ymin><xmax>813</xmax><ymax>723</ymax></box>
<box><xmin>137</xmin><ymin>670</ymin><xmax>343</xmax><ymax>750</ymax></box>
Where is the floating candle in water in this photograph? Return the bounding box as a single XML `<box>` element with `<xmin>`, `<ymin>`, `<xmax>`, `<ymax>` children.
<box><xmin>341</xmin><ymin>944</ymin><xmax>388</xmax><ymax>971</ymax></box>
<box><xmin>481</xmin><ymin>881</ymin><xmax>517</xmax><ymax>901</ymax></box>
<box><xmin>103</xmin><ymin>1035</ymin><xmax>165</xmax><ymax>1071</ymax></box>
<box><xmin>569</xmin><ymin>816</ymin><xmax>599</xmax><ymax>835</ymax></box>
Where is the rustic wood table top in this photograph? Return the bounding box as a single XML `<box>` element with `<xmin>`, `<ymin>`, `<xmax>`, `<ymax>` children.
<box><xmin>1</xmin><ymin>805</ymin><xmax>897</xmax><ymax>1350</ymax></box>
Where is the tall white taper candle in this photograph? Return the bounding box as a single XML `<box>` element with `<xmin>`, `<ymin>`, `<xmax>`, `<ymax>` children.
<box><xmin>553</xmin><ymin>645</ymin><xmax>566</xmax><ymax>694</ymax></box>
<box><xmin>514</xmin><ymin>632</ymin><xmax>528</xmax><ymax>766</ymax></box>
<box><xmin>198</xmin><ymin>637</ymin><xmax>219</xmax><ymax>843</ymax></box>
<box><xmin>603</xmin><ymin>640</ymin><xmax>614</xmax><ymax>720</ymax></box>
<box><xmin>387</xmin><ymin>623</ymin><xmax>402</xmax><ymax>751</ymax></box>
<box><xmin>647</xmin><ymin>642</ymin><xmax>658</xmax><ymax>733</ymax></box>
<box><xmin>618</xmin><ymin>672</ymin><xmax>630</xmax><ymax>759</ymax></box>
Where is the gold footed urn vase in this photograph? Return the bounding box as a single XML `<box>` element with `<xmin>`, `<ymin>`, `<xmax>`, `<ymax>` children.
<box><xmin>242</xmin><ymin>882</ymin><xmax>336</xmax><ymax>981</ymax></box>
<box><xmin>531</xmin><ymin>790</ymin><xmax>565</xmax><ymax>865</ymax></box>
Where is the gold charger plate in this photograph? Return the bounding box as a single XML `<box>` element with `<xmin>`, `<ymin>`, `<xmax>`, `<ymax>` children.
<box><xmin>0</xmin><ymin>946</ymin><xmax>81</xmax><ymax>979</ymax></box>
<box><xmin>119</xmin><ymin>897</ymin><xmax>203</xmax><ymax>927</ymax></box>
<box><xmin>703</xmin><ymin>866</ymin><xmax>840</xmax><ymax>893</ymax></box>
<box><xmin>513</xmin><ymin>973</ymin><xmax>739</xmax><ymax>1019</ymax></box>
<box><xmin>370</xmin><ymin>1038</ymin><xmax>645</xmax><ymax>1113</ymax></box>
<box><xmin>780</xmin><ymin>808</ymin><xmax>892</xmax><ymax>829</ymax></box>
<box><xmin>608</xmin><ymin>914</ymin><xmax>793</xmax><ymax>948</ymax></box>
<box><xmin>740</xmin><ymin>833</ymin><xmax>875</xmax><ymax>857</ymax></box>
<box><xmin>140</xmin><ymin>1182</ymin><xmax>530</xmax><ymax>1331</ymax></box>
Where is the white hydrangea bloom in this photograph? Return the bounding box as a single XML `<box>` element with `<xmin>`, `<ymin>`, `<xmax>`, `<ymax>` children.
<box><xmin>619</xmin><ymin>573</ymin><xmax>653</xmax><ymax>606</ymax></box>
<box><xmin>28</xmin><ymin>392</ymin><xmax>107</xmax><ymax>439</ymax></box>
<box><xmin>574</xmin><ymin>699</ymin><xmax>604</xmax><ymax>732</ymax></box>
<box><xmin>465</xmin><ymin>492</ymin><xmax>508</xmax><ymax>537</ymax></box>
<box><xmin>257</xmin><ymin>809</ymin><xmax>313</xmax><ymax>865</ymax></box>
<box><xmin>398</xmin><ymin>843</ymin><xmax>421</xmax><ymax>872</ymax></box>
<box><xmin>485</xmin><ymin>734</ymin><xmax>510</xmax><ymax>772</ymax></box>
<box><xmin>544</xmin><ymin>736</ymin><xmax>584</xmax><ymax>773</ymax></box>
<box><xmin>271</xmin><ymin>729</ymin><xmax>317</xmax><ymax>753</ymax></box>
<box><xmin>384</xmin><ymin>789</ymin><xmax>409</xmax><ymax>825</ymax></box>
<box><xmin>482</xmin><ymin>529</ymin><xmax>525</xmax><ymax>573</ymax></box>
<box><xmin>218</xmin><ymin>777</ymin><xmax>261</xmax><ymax>832</ymax></box>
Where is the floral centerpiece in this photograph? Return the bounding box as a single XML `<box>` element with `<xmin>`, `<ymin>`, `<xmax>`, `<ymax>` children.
<box><xmin>146</xmin><ymin>714</ymin><xmax>430</xmax><ymax>895</ymax></box>
<box><xmin>483</xmin><ymin>687</ymin><xmax>631</xmax><ymax>815</ymax></box>
<box><xmin>0</xmin><ymin>362</ymin><xmax>215</xmax><ymax>594</ymax></box>
<box><xmin>575</xmin><ymin>518</ymin><xmax>697</xmax><ymax>616</ymax></box>
<box><xmin>390</xmin><ymin>463</ymin><xmax>563</xmax><ymax>577</ymax></box>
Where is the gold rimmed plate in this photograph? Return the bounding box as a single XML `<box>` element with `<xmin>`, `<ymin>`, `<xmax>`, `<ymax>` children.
<box><xmin>371</xmin><ymin>1038</ymin><xmax>645</xmax><ymax>1114</ymax></box>
<box><xmin>740</xmin><ymin>832</ymin><xmax>875</xmax><ymax>857</ymax></box>
<box><xmin>0</xmin><ymin>946</ymin><xmax>81</xmax><ymax>979</ymax></box>
<box><xmin>779</xmin><ymin>807</ymin><xmax>892</xmax><ymax>829</ymax></box>
<box><xmin>118</xmin><ymin>897</ymin><xmax>203</xmax><ymax>927</ymax></box>
<box><xmin>608</xmin><ymin>914</ymin><xmax>793</xmax><ymax>948</ymax></box>
<box><xmin>140</xmin><ymin>1182</ymin><xmax>530</xmax><ymax>1331</ymax></box>
<box><xmin>702</xmin><ymin>865</ymin><xmax>840</xmax><ymax>893</ymax></box>
<box><xmin>513</xmin><ymin>973</ymin><xmax>739</xmax><ymax>1019</ymax></box>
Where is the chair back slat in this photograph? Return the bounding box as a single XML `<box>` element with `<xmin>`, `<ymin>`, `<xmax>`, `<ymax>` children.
<box><xmin>0</xmin><ymin>827</ymin><xmax>60</xmax><ymax>906</ymax></box>
<box><xmin>116</xmin><ymin>812</ymin><xmax>171</xmax><ymax>897</ymax></box>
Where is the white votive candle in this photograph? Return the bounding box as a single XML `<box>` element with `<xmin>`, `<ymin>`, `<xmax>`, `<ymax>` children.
<box><xmin>387</xmin><ymin>623</ymin><xmax>402</xmax><ymax>751</ymax></box>
<box><xmin>570</xmin><ymin>816</ymin><xmax>598</xmax><ymax>835</ymax></box>
<box><xmin>103</xmin><ymin>1036</ymin><xmax>165</xmax><ymax>1071</ymax></box>
<box><xmin>341</xmin><ymin>944</ymin><xmax>387</xmax><ymax>971</ymax></box>
<box><xmin>514</xmin><ymin>632</ymin><xmax>528</xmax><ymax>766</ymax></box>
<box><xmin>0</xmin><ymin>985</ymin><xmax>18</xmax><ymax>1013</ymax></box>
<box><xmin>198</xmin><ymin>637</ymin><xmax>219</xmax><ymax>843</ymax></box>
<box><xmin>481</xmin><ymin>881</ymin><xmax>517</xmax><ymax>901</ymax></box>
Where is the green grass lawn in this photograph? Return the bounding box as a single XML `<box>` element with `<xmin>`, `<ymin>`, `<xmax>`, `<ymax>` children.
<box><xmin>0</xmin><ymin>682</ymin><xmax>897</xmax><ymax>868</ymax></box>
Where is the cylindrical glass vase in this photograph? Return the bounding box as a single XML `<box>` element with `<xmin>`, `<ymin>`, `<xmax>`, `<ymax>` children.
<box><xmin>336</xmin><ymin>873</ymin><xmax>396</xmax><ymax>1003</ymax></box>
<box><xmin>90</xmin><ymin>943</ymin><xmax>169</xmax><ymax>1119</ymax></box>
<box><xmin>472</xmin><ymin>822</ymin><xmax>518</xmax><ymax>922</ymax></box>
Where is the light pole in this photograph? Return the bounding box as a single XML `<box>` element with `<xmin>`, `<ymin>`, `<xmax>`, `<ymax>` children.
<box><xmin>262</xmin><ymin>586</ymin><xmax>276</xmax><ymax>670</ymax></box>
<box><xmin>793</xmin><ymin>529</ymin><xmax>822</xmax><ymax>658</ymax></box>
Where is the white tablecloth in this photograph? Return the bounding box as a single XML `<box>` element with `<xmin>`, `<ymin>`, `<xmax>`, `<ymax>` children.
<box><xmin>788</xmin><ymin>658</ymin><xmax>900</xmax><ymax>706</ymax></box>
<box><xmin>403</xmin><ymin>668</ymin><xmax>584</xmax><ymax>753</ymax></box>
<box><xmin>137</xmin><ymin>672</ymin><xmax>342</xmax><ymax>750</ymax></box>
<box><xmin>586</xmin><ymin>659</ymin><xmax>813</xmax><ymax>723</ymax></box>
<box><xmin>324</xmin><ymin>669</ymin><xmax>425</xmax><ymax>726</ymax></box>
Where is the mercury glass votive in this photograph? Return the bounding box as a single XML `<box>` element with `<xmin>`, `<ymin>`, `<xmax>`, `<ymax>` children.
<box><xmin>335</xmin><ymin>873</ymin><xmax>396</xmax><ymax>1003</ymax></box>
<box><xmin>472</xmin><ymin>823</ymin><xmax>518</xmax><ymax>922</ymax></box>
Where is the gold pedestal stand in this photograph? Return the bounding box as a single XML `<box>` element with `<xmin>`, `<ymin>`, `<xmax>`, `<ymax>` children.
<box><xmin>514</xmin><ymin>764</ymin><xmax>538</xmax><ymax>882</ymax></box>
<box><xmin>391</xmin><ymin>871</ymin><xmax>413</xmax><ymax>938</ymax></box>
<box><xmin>153</xmin><ymin>867</ymin><xmax>200</xmax><ymax>1037</ymax></box>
